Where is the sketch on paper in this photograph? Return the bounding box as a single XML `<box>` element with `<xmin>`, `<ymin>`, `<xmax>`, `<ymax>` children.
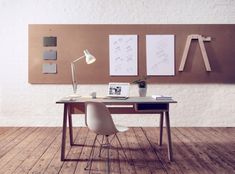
<box><xmin>146</xmin><ymin>35</ymin><xmax>175</xmax><ymax>76</ymax></box>
<box><xmin>109</xmin><ymin>35</ymin><xmax>138</xmax><ymax>76</ymax></box>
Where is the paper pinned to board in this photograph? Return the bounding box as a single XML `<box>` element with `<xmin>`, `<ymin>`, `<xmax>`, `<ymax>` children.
<box><xmin>146</xmin><ymin>35</ymin><xmax>175</xmax><ymax>76</ymax></box>
<box><xmin>109</xmin><ymin>35</ymin><xmax>138</xmax><ymax>76</ymax></box>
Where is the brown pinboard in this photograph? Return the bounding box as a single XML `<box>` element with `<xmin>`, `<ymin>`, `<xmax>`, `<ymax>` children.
<box><xmin>28</xmin><ymin>24</ymin><xmax>235</xmax><ymax>84</ymax></box>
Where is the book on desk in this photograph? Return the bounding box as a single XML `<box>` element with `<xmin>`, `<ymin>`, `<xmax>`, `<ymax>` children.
<box><xmin>152</xmin><ymin>95</ymin><xmax>172</xmax><ymax>100</ymax></box>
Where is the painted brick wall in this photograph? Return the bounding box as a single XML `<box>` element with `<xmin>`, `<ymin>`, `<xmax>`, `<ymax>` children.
<box><xmin>0</xmin><ymin>0</ymin><xmax>235</xmax><ymax>126</ymax></box>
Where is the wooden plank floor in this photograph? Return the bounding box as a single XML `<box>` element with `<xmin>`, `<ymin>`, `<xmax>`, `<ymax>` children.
<box><xmin>0</xmin><ymin>127</ymin><xmax>234</xmax><ymax>174</ymax></box>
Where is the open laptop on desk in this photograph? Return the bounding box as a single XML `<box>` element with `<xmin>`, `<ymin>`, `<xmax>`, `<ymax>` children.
<box><xmin>107</xmin><ymin>82</ymin><xmax>130</xmax><ymax>100</ymax></box>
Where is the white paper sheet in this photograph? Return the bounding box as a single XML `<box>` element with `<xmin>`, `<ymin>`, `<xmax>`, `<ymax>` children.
<box><xmin>146</xmin><ymin>35</ymin><xmax>175</xmax><ymax>76</ymax></box>
<box><xmin>109</xmin><ymin>35</ymin><xmax>138</xmax><ymax>76</ymax></box>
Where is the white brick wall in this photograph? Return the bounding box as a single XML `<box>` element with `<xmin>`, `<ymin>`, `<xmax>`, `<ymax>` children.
<box><xmin>0</xmin><ymin>0</ymin><xmax>235</xmax><ymax>126</ymax></box>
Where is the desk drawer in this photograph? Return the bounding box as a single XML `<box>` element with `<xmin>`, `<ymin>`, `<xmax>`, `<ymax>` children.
<box><xmin>135</xmin><ymin>103</ymin><xmax>168</xmax><ymax>112</ymax></box>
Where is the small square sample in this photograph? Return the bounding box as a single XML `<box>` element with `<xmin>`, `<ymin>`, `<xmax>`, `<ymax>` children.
<box><xmin>42</xmin><ymin>63</ymin><xmax>57</xmax><ymax>74</ymax></box>
<box><xmin>43</xmin><ymin>36</ymin><xmax>57</xmax><ymax>47</ymax></box>
<box><xmin>43</xmin><ymin>50</ymin><xmax>57</xmax><ymax>60</ymax></box>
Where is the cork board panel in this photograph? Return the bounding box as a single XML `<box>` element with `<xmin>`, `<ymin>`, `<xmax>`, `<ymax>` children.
<box><xmin>29</xmin><ymin>24</ymin><xmax>235</xmax><ymax>84</ymax></box>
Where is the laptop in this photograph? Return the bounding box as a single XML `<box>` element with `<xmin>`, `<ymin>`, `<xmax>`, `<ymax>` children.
<box><xmin>107</xmin><ymin>83</ymin><xmax>130</xmax><ymax>99</ymax></box>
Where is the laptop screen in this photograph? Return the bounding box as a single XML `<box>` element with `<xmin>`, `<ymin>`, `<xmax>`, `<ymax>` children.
<box><xmin>108</xmin><ymin>83</ymin><xmax>130</xmax><ymax>98</ymax></box>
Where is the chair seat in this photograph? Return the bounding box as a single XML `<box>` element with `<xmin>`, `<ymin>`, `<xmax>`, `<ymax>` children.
<box><xmin>115</xmin><ymin>125</ymin><xmax>129</xmax><ymax>132</ymax></box>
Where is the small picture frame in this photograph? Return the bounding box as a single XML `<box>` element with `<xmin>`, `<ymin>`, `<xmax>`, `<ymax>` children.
<box><xmin>107</xmin><ymin>83</ymin><xmax>130</xmax><ymax>98</ymax></box>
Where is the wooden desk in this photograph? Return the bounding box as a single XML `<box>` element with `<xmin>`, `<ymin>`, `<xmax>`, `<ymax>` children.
<box><xmin>56</xmin><ymin>97</ymin><xmax>177</xmax><ymax>161</ymax></box>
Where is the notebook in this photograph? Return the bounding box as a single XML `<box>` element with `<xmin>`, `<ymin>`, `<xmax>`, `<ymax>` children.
<box><xmin>107</xmin><ymin>83</ymin><xmax>130</xmax><ymax>99</ymax></box>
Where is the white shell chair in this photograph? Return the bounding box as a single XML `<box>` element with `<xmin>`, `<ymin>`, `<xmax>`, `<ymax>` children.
<box><xmin>85</xmin><ymin>101</ymin><xmax>130</xmax><ymax>173</ymax></box>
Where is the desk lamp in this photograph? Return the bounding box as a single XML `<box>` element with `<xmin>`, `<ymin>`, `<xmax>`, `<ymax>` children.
<box><xmin>71</xmin><ymin>49</ymin><xmax>96</xmax><ymax>96</ymax></box>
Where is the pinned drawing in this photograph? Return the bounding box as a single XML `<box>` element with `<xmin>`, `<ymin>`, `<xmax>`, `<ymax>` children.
<box><xmin>179</xmin><ymin>34</ymin><xmax>212</xmax><ymax>72</ymax></box>
<box><xmin>146</xmin><ymin>35</ymin><xmax>175</xmax><ymax>76</ymax></box>
<box><xmin>109</xmin><ymin>35</ymin><xmax>138</xmax><ymax>76</ymax></box>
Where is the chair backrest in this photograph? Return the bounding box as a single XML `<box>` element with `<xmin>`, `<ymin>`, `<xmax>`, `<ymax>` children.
<box><xmin>85</xmin><ymin>102</ymin><xmax>118</xmax><ymax>136</ymax></box>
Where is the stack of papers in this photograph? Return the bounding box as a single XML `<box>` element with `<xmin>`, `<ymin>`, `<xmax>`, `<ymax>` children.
<box><xmin>152</xmin><ymin>95</ymin><xmax>172</xmax><ymax>100</ymax></box>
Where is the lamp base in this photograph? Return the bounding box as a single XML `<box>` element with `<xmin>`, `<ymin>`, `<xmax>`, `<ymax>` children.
<box><xmin>68</xmin><ymin>94</ymin><xmax>81</xmax><ymax>98</ymax></box>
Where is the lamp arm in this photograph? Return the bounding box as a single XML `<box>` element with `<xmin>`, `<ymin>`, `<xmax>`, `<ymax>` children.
<box><xmin>71</xmin><ymin>62</ymin><xmax>77</xmax><ymax>94</ymax></box>
<box><xmin>70</xmin><ymin>55</ymin><xmax>86</xmax><ymax>94</ymax></box>
<box><xmin>72</xmin><ymin>55</ymin><xmax>85</xmax><ymax>63</ymax></box>
<box><xmin>71</xmin><ymin>63</ymin><xmax>76</xmax><ymax>83</ymax></box>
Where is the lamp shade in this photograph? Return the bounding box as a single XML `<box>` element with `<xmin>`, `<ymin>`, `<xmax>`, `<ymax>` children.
<box><xmin>84</xmin><ymin>49</ymin><xmax>96</xmax><ymax>64</ymax></box>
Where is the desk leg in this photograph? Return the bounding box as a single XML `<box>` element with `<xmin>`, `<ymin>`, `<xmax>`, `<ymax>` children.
<box><xmin>68</xmin><ymin>106</ymin><xmax>74</xmax><ymax>146</ymax></box>
<box><xmin>61</xmin><ymin>104</ymin><xmax>68</xmax><ymax>161</ymax></box>
<box><xmin>165</xmin><ymin>111</ymin><xmax>173</xmax><ymax>161</ymax></box>
<box><xmin>159</xmin><ymin>112</ymin><xmax>164</xmax><ymax>146</ymax></box>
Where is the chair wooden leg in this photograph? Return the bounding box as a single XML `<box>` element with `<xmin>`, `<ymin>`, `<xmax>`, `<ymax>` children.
<box><xmin>159</xmin><ymin>112</ymin><xmax>164</xmax><ymax>146</ymax></box>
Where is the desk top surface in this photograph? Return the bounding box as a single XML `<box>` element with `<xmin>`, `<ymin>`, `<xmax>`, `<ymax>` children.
<box><xmin>56</xmin><ymin>96</ymin><xmax>177</xmax><ymax>104</ymax></box>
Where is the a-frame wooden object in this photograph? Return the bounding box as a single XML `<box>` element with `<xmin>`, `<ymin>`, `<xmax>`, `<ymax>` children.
<box><xmin>179</xmin><ymin>34</ymin><xmax>212</xmax><ymax>72</ymax></box>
